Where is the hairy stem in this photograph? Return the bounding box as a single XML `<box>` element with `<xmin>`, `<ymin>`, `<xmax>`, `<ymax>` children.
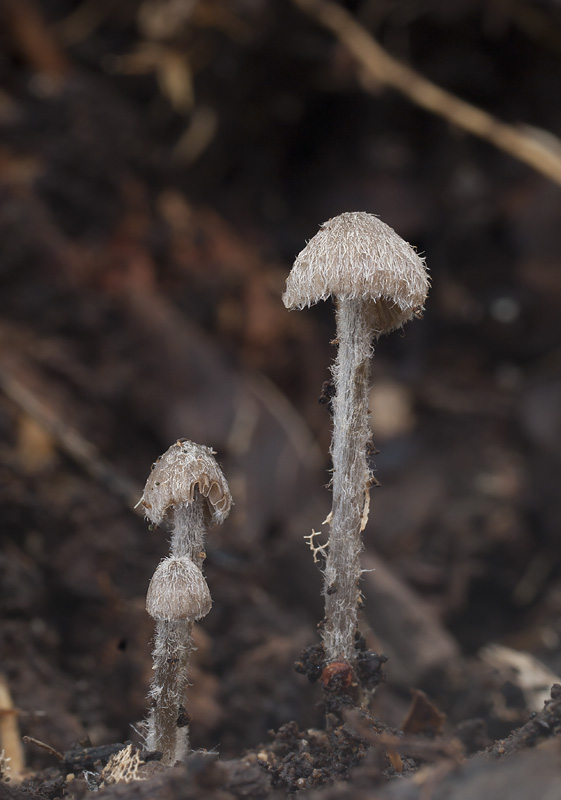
<box><xmin>147</xmin><ymin>499</ymin><xmax>207</xmax><ymax>764</ymax></box>
<box><xmin>146</xmin><ymin>620</ymin><xmax>194</xmax><ymax>765</ymax></box>
<box><xmin>169</xmin><ymin>500</ymin><xmax>207</xmax><ymax>566</ymax></box>
<box><xmin>323</xmin><ymin>298</ymin><xmax>373</xmax><ymax>664</ymax></box>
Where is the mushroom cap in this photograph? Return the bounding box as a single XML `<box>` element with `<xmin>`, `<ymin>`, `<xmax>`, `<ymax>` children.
<box><xmin>141</xmin><ymin>439</ymin><xmax>232</xmax><ymax>526</ymax></box>
<box><xmin>146</xmin><ymin>556</ymin><xmax>212</xmax><ymax>621</ymax></box>
<box><xmin>282</xmin><ymin>211</ymin><xmax>429</xmax><ymax>335</ymax></box>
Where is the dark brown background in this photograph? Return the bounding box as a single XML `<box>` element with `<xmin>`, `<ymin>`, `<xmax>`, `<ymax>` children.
<box><xmin>2</xmin><ymin>0</ymin><xmax>561</xmax><ymax>794</ymax></box>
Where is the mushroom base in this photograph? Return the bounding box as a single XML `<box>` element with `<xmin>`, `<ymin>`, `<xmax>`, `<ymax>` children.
<box><xmin>146</xmin><ymin>619</ymin><xmax>194</xmax><ymax>765</ymax></box>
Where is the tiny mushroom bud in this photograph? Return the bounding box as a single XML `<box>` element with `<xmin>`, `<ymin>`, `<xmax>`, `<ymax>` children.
<box><xmin>283</xmin><ymin>212</ymin><xmax>428</xmax><ymax>672</ymax></box>
<box><xmin>146</xmin><ymin>556</ymin><xmax>212</xmax><ymax>622</ymax></box>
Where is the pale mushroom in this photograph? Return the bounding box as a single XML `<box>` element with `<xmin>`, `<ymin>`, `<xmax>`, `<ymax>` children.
<box><xmin>140</xmin><ymin>439</ymin><xmax>231</xmax><ymax>765</ymax></box>
<box><xmin>142</xmin><ymin>438</ymin><xmax>231</xmax><ymax>525</ymax></box>
<box><xmin>146</xmin><ymin>556</ymin><xmax>212</xmax><ymax>622</ymax></box>
<box><xmin>283</xmin><ymin>212</ymin><xmax>428</xmax><ymax>666</ymax></box>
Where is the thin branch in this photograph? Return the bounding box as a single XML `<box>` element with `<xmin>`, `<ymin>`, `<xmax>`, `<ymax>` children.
<box><xmin>293</xmin><ymin>0</ymin><xmax>561</xmax><ymax>186</ymax></box>
<box><xmin>0</xmin><ymin>674</ymin><xmax>25</xmax><ymax>779</ymax></box>
<box><xmin>0</xmin><ymin>0</ymin><xmax>69</xmax><ymax>82</ymax></box>
<box><xmin>0</xmin><ymin>364</ymin><xmax>141</xmax><ymax>511</ymax></box>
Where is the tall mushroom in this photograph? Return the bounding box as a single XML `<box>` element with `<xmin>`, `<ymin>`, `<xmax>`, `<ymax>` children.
<box><xmin>140</xmin><ymin>439</ymin><xmax>232</xmax><ymax>765</ymax></box>
<box><xmin>283</xmin><ymin>212</ymin><xmax>428</xmax><ymax>669</ymax></box>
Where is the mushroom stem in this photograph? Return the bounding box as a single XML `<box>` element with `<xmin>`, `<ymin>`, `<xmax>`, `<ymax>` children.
<box><xmin>323</xmin><ymin>297</ymin><xmax>373</xmax><ymax>664</ymax></box>
<box><xmin>169</xmin><ymin>500</ymin><xmax>207</xmax><ymax>565</ymax></box>
<box><xmin>146</xmin><ymin>498</ymin><xmax>208</xmax><ymax>764</ymax></box>
<box><xmin>147</xmin><ymin>619</ymin><xmax>194</xmax><ymax>765</ymax></box>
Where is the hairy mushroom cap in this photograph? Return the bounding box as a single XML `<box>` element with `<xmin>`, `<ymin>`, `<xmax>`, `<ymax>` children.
<box><xmin>283</xmin><ymin>211</ymin><xmax>429</xmax><ymax>335</ymax></box>
<box><xmin>141</xmin><ymin>439</ymin><xmax>232</xmax><ymax>526</ymax></box>
<box><xmin>146</xmin><ymin>556</ymin><xmax>212</xmax><ymax>621</ymax></box>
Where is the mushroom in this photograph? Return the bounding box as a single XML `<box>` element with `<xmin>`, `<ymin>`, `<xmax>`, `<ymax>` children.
<box><xmin>146</xmin><ymin>556</ymin><xmax>212</xmax><ymax>622</ymax></box>
<box><xmin>141</xmin><ymin>438</ymin><xmax>232</xmax><ymax>565</ymax></box>
<box><xmin>140</xmin><ymin>440</ymin><xmax>231</xmax><ymax>765</ymax></box>
<box><xmin>283</xmin><ymin>212</ymin><xmax>428</xmax><ymax>667</ymax></box>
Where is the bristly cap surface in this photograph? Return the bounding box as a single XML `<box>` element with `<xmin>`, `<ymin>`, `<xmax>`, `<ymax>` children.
<box><xmin>283</xmin><ymin>211</ymin><xmax>429</xmax><ymax>334</ymax></box>
<box><xmin>141</xmin><ymin>439</ymin><xmax>232</xmax><ymax>526</ymax></box>
<box><xmin>146</xmin><ymin>556</ymin><xmax>212</xmax><ymax>621</ymax></box>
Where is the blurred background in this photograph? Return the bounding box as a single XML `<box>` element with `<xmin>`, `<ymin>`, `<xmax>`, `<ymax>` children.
<box><xmin>2</xmin><ymin>0</ymin><xmax>561</xmax><ymax>769</ymax></box>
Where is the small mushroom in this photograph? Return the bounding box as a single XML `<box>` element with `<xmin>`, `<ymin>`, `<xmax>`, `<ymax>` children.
<box><xmin>146</xmin><ymin>556</ymin><xmax>212</xmax><ymax>622</ymax></box>
<box><xmin>142</xmin><ymin>439</ymin><xmax>231</xmax><ymax>528</ymax></box>
<box><xmin>140</xmin><ymin>439</ymin><xmax>231</xmax><ymax>765</ymax></box>
<box><xmin>283</xmin><ymin>212</ymin><xmax>428</xmax><ymax>665</ymax></box>
<box><xmin>141</xmin><ymin>439</ymin><xmax>231</xmax><ymax>564</ymax></box>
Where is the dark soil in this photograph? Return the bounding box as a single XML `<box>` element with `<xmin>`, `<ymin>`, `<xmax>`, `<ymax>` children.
<box><xmin>2</xmin><ymin>1</ymin><xmax>561</xmax><ymax>798</ymax></box>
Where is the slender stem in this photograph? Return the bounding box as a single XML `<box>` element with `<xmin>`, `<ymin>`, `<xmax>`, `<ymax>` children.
<box><xmin>169</xmin><ymin>500</ymin><xmax>207</xmax><ymax>566</ymax></box>
<box><xmin>146</xmin><ymin>620</ymin><xmax>193</xmax><ymax>765</ymax></box>
<box><xmin>147</xmin><ymin>498</ymin><xmax>208</xmax><ymax>763</ymax></box>
<box><xmin>323</xmin><ymin>298</ymin><xmax>373</xmax><ymax>664</ymax></box>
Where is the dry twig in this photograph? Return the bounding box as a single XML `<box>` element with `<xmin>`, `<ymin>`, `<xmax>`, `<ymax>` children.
<box><xmin>0</xmin><ymin>361</ymin><xmax>141</xmax><ymax>511</ymax></box>
<box><xmin>0</xmin><ymin>674</ymin><xmax>24</xmax><ymax>780</ymax></box>
<box><xmin>0</xmin><ymin>0</ymin><xmax>69</xmax><ymax>82</ymax></box>
<box><xmin>293</xmin><ymin>0</ymin><xmax>561</xmax><ymax>186</ymax></box>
